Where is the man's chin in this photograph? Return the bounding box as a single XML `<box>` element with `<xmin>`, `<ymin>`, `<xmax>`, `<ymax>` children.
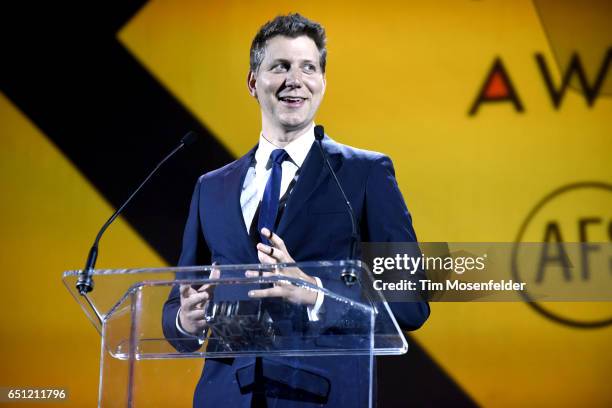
<box><xmin>279</xmin><ymin>117</ymin><xmax>311</xmax><ymax>131</ymax></box>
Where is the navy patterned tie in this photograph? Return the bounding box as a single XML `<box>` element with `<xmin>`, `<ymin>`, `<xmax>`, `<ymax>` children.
<box><xmin>258</xmin><ymin>149</ymin><xmax>289</xmax><ymax>245</ymax></box>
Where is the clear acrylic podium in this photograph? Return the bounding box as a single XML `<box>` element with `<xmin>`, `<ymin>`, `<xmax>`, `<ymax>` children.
<box><xmin>63</xmin><ymin>261</ymin><xmax>408</xmax><ymax>407</ymax></box>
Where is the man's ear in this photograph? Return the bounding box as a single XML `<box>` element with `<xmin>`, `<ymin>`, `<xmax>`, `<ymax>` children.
<box><xmin>247</xmin><ymin>71</ymin><xmax>257</xmax><ymax>98</ymax></box>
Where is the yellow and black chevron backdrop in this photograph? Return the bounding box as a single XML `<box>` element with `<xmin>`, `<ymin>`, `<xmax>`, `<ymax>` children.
<box><xmin>1</xmin><ymin>1</ymin><xmax>610</xmax><ymax>407</ymax></box>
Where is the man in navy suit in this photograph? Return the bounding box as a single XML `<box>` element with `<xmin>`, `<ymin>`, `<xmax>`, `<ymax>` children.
<box><xmin>162</xmin><ymin>13</ymin><xmax>429</xmax><ymax>407</ymax></box>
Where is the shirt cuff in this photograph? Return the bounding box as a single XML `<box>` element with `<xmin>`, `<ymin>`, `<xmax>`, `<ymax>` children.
<box><xmin>176</xmin><ymin>307</ymin><xmax>205</xmax><ymax>345</ymax></box>
<box><xmin>306</xmin><ymin>276</ymin><xmax>324</xmax><ymax>322</ymax></box>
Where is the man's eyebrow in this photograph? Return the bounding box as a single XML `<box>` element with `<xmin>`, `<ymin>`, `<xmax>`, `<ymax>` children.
<box><xmin>269</xmin><ymin>58</ymin><xmax>290</xmax><ymax>65</ymax></box>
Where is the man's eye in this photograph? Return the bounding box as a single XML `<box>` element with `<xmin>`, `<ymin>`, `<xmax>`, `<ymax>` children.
<box><xmin>272</xmin><ymin>64</ymin><xmax>288</xmax><ymax>72</ymax></box>
<box><xmin>303</xmin><ymin>64</ymin><xmax>316</xmax><ymax>73</ymax></box>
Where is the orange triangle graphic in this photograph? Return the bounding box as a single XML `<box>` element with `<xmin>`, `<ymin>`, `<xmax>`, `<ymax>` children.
<box><xmin>484</xmin><ymin>70</ymin><xmax>509</xmax><ymax>99</ymax></box>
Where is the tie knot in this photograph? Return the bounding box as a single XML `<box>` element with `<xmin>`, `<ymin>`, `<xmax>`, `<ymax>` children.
<box><xmin>270</xmin><ymin>149</ymin><xmax>289</xmax><ymax>165</ymax></box>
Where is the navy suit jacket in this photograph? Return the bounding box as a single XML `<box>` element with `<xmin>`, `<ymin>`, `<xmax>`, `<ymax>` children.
<box><xmin>162</xmin><ymin>135</ymin><xmax>429</xmax><ymax>407</ymax></box>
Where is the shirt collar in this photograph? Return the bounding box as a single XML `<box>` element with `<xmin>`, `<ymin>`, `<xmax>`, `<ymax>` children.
<box><xmin>255</xmin><ymin>123</ymin><xmax>315</xmax><ymax>169</ymax></box>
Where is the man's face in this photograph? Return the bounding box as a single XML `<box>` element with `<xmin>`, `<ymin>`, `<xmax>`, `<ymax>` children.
<box><xmin>248</xmin><ymin>35</ymin><xmax>326</xmax><ymax>133</ymax></box>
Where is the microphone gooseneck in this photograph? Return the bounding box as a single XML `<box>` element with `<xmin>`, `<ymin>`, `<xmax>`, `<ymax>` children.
<box><xmin>314</xmin><ymin>125</ymin><xmax>360</xmax><ymax>285</ymax></box>
<box><xmin>76</xmin><ymin>131</ymin><xmax>199</xmax><ymax>295</ymax></box>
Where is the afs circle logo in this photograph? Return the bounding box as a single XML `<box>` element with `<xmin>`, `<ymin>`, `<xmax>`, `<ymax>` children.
<box><xmin>512</xmin><ymin>182</ymin><xmax>612</xmax><ymax>328</ymax></box>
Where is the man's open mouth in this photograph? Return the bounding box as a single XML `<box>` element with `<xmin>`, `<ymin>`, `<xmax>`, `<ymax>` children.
<box><xmin>278</xmin><ymin>96</ymin><xmax>306</xmax><ymax>106</ymax></box>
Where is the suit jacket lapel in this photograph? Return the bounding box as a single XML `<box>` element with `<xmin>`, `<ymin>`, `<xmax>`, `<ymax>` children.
<box><xmin>223</xmin><ymin>144</ymin><xmax>258</xmax><ymax>261</ymax></box>
<box><xmin>276</xmin><ymin>136</ymin><xmax>342</xmax><ymax>238</ymax></box>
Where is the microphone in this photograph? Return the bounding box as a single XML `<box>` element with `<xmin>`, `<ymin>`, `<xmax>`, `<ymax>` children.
<box><xmin>314</xmin><ymin>125</ymin><xmax>360</xmax><ymax>285</ymax></box>
<box><xmin>76</xmin><ymin>131</ymin><xmax>200</xmax><ymax>295</ymax></box>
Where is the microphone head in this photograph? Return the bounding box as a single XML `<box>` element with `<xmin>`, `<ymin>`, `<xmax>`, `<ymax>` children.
<box><xmin>181</xmin><ymin>131</ymin><xmax>199</xmax><ymax>147</ymax></box>
<box><xmin>314</xmin><ymin>125</ymin><xmax>325</xmax><ymax>141</ymax></box>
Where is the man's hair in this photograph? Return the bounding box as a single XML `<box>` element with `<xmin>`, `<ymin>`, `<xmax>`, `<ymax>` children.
<box><xmin>250</xmin><ymin>13</ymin><xmax>327</xmax><ymax>74</ymax></box>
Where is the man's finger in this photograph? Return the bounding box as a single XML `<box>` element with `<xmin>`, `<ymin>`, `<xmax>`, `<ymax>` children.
<box><xmin>189</xmin><ymin>266</ymin><xmax>221</xmax><ymax>292</ymax></box>
<box><xmin>257</xmin><ymin>243</ymin><xmax>280</xmax><ymax>258</ymax></box>
<box><xmin>261</xmin><ymin>228</ymin><xmax>286</xmax><ymax>251</ymax></box>
<box><xmin>257</xmin><ymin>248</ymin><xmax>278</xmax><ymax>264</ymax></box>
<box><xmin>248</xmin><ymin>286</ymin><xmax>285</xmax><ymax>299</ymax></box>
<box><xmin>183</xmin><ymin>309</ymin><xmax>207</xmax><ymax>321</ymax></box>
<box><xmin>197</xmin><ymin>283</ymin><xmax>211</xmax><ymax>292</ymax></box>
<box><xmin>260</xmin><ymin>227</ymin><xmax>274</xmax><ymax>241</ymax></box>
<box><xmin>180</xmin><ymin>284</ymin><xmax>196</xmax><ymax>298</ymax></box>
<box><xmin>186</xmin><ymin>293</ymin><xmax>210</xmax><ymax>308</ymax></box>
<box><xmin>244</xmin><ymin>270</ymin><xmax>277</xmax><ymax>278</ymax></box>
<box><xmin>184</xmin><ymin>291</ymin><xmax>211</xmax><ymax>308</ymax></box>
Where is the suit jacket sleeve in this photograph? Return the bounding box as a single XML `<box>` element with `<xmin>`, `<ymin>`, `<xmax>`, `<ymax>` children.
<box><xmin>362</xmin><ymin>155</ymin><xmax>430</xmax><ymax>330</ymax></box>
<box><xmin>162</xmin><ymin>176</ymin><xmax>208</xmax><ymax>352</ymax></box>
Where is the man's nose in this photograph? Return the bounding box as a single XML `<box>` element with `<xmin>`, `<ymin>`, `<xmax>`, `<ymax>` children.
<box><xmin>285</xmin><ymin>68</ymin><xmax>302</xmax><ymax>87</ymax></box>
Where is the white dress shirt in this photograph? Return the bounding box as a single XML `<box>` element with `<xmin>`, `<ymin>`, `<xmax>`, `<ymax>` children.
<box><xmin>240</xmin><ymin>123</ymin><xmax>315</xmax><ymax>229</ymax></box>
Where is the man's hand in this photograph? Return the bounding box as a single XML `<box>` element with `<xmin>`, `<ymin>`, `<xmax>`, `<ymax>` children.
<box><xmin>178</xmin><ymin>268</ymin><xmax>220</xmax><ymax>336</ymax></box>
<box><xmin>246</xmin><ymin>228</ymin><xmax>318</xmax><ymax>306</ymax></box>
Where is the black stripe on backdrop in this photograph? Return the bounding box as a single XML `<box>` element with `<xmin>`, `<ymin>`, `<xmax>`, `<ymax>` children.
<box><xmin>378</xmin><ymin>339</ymin><xmax>477</xmax><ymax>408</ymax></box>
<box><xmin>0</xmin><ymin>2</ymin><xmax>476</xmax><ymax>407</ymax></box>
